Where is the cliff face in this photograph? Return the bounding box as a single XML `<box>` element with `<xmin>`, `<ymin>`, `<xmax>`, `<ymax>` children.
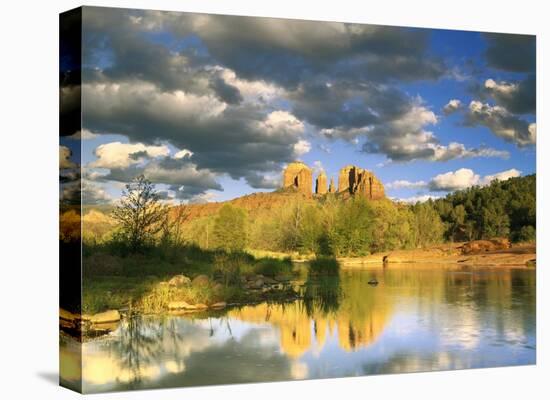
<box><xmin>316</xmin><ymin>172</ymin><xmax>328</xmax><ymax>194</ymax></box>
<box><xmin>283</xmin><ymin>161</ymin><xmax>312</xmax><ymax>196</ymax></box>
<box><xmin>283</xmin><ymin>162</ymin><xmax>384</xmax><ymax>200</ymax></box>
<box><xmin>337</xmin><ymin>165</ymin><xmax>385</xmax><ymax>200</ymax></box>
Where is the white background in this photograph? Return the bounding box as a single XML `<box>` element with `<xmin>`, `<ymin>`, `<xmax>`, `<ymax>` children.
<box><xmin>0</xmin><ymin>0</ymin><xmax>548</xmax><ymax>398</ymax></box>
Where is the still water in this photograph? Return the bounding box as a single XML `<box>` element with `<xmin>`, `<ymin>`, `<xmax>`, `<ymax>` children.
<box><xmin>61</xmin><ymin>265</ymin><xmax>536</xmax><ymax>393</ymax></box>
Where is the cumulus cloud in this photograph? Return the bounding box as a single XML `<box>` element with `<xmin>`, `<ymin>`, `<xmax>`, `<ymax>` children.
<box><xmin>89</xmin><ymin>141</ymin><xmax>170</xmax><ymax>169</ymax></box>
<box><xmin>386</xmin><ymin>180</ymin><xmax>427</xmax><ymax>190</ymax></box>
<box><xmin>429</xmin><ymin>167</ymin><xmax>521</xmax><ymax>191</ymax></box>
<box><xmin>465</xmin><ymin>101</ymin><xmax>535</xmax><ymax>146</ymax></box>
<box><xmin>429</xmin><ymin>168</ymin><xmax>480</xmax><ymax>191</ymax></box>
<box><xmin>483</xmin><ymin>75</ymin><xmax>536</xmax><ymax>114</ymax></box>
<box><xmin>60</xmin><ymin>145</ymin><xmax>77</xmax><ymax>169</ymax></box>
<box><xmin>480</xmin><ymin>168</ymin><xmax>521</xmax><ymax>185</ymax></box>
<box><xmin>67</xmin><ymin>129</ymin><xmax>99</xmax><ymax>140</ymax></box>
<box><xmin>293</xmin><ymin>140</ymin><xmax>311</xmax><ymax>157</ymax></box>
<box><xmin>394</xmin><ymin>194</ymin><xmax>441</xmax><ymax>204</ymax></box>
<box><xmin>61</xmin><ymin>179</ymin><xmax>112</xmax><ymax>205</ymax></box>
<box><xmin>443</xmin><ymin>99</ymin><xmax>462</xmax><ymax>115</ymax></box>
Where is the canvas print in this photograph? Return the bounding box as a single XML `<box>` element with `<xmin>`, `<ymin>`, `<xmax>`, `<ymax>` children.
<box><xmin>59</xmin><ymin>6</ymin><xmax>536</xmax><ymax>394</ymax></box>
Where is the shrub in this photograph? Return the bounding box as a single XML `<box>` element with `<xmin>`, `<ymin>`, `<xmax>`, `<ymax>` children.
<box><xmin>254</xmin><ymin>257</ymin><xmax>293</xmax><ymax>277</ymax></box>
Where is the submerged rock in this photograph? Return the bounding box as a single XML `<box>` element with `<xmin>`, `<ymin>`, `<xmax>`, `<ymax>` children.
<box><xmin>89</xmin><ymin>310</ymin><xmax>121</xmax><ymax>324</ymax></box>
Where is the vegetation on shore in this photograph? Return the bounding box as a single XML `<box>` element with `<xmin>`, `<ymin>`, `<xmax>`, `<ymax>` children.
<box><xmin>61</xmin><ymin>174</ymin><xmax>535</xmax><ymax>315</ymax></box>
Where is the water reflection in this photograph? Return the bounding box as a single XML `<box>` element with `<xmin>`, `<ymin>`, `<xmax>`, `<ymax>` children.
<box><xmin>61</xmin><ymin>266</ymin><xmax>536</xmax><ymax>393</ymax></box>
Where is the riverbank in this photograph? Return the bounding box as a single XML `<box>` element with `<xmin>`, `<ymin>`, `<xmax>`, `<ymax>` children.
<box><xmin>337</xmin><ymin>242</ymin><xmax>536</xmax><ymax>267</ymax></box>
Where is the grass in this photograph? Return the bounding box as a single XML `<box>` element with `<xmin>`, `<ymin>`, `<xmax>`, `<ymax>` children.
<box><xmin>80</xmin><ymin>243</ymin><xmax>300</xmax><ymax>314</ymax></box>
<box><xmin>309</xmin><ymin>257</ymin><xmax>340</xmax><ymax>276</ymax></box>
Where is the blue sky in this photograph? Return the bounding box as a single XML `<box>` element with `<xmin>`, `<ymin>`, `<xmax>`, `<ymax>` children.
<box><xmin>59</xmin><ymin>7</ymin><xmax>536</xmax><ymax>205</ymax></box>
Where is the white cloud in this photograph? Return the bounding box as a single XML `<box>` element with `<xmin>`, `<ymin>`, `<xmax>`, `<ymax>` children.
<box><xmin>466</xmin><ymin>101</ymin><xmax>535</xmax><ymax>146</ymax></box>
<box><xmin>480</xmin><ymin>168</ymin><xmax>521</xmax><ymax>185</ymax></box>
<box><xmin>386</xmin><ymin>180</ymin><xmax>427</xmax><ymax>190</ymax></box>
<box><xmin>485</xmin><ymin>78</ymin><xmax>517</xmax><ymax>96</ymax></box>
<box><xmin>394</xmin><ymin>194</ymin><xmax>441</xmax><ymax>204</ymax></box>
<box><xmin>67</xmin><ymin>129</ymin><xmax>98</xmax><ymax>140</ymax></box>
<box><xmin>443</xmin><ymin>99</ymin><xmax>462</xmax><ymax>115</ymax></box>
<box><xmin>59</xmin><ymin>145</ymin><xmax>77</xmax><ymax>169</ymax></box>
<box><xmin>293</xmin><ymin>139</ymin><xmax>311</xmax><ymax>157</ymax></box>
<box><xmin>312</xmin><ymin>160</ymin><xmax>325</xmax><ymax>175</ymax></box>
<box><xmin>89</xmin><ymin>141</ymin><xmax>170</xmax><ymax>169</ymax></box>
<box><xmin>262</xmin><ymin>110</ymin><xmax>305</xmax><ymax>138</ymax></box>
<box><xmin>430</xmin><ymin>168</ymin><xmax>480</xmax><ymax>191</ymax></box>
<box><xmin>430</xmin><ymin>167</ymin><xmax>522</xmax><ymax>191</ymax></box>
<box><xmin>217</xmin><ymin>67</ymin><xmax>285</xmax><ymax>103</ymax></box>
<box><xmin>173</xmin><ymin>149</ymin><xmax>194</xmax><ymax>159</ymax></box>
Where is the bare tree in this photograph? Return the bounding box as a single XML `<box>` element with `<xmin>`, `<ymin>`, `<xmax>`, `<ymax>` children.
<box><xmin>111</xmin><ymin>175</ymin><xmax>167</xmax><ymax>251</ymax></box>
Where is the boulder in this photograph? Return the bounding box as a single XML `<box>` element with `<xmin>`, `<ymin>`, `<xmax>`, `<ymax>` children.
<box><xmin>250</xmin><ymin>278</ymin><xmax>264</xmax><ymax>289</ymax></box>
<box><xmin>194</xmin><ymin>303</ymin><xmax>208</xmax><ymax>310</ymax></box>
<box><xmin>89</xmin><ymin>310</ymin><xmax>121</xmax><ymax>324</ymax></box>
<box><xmin>461</xmin><ymin>238</ymin><xmax>511</xmax><ymax>254</ymax></box>
<box><xmin>168</xmin><ymin>274</ymin><xmax>191</xmax><ymax>287</ymax></box>
<box><xmin>167</xmin><ymin>301</ymin><xmax>194</xmax><ymax>310</ymax></box>
<box><xmin>211</xmin><ymin>302</ymin><xmax>227</xmax><ymax>309</ymax></box>
<box><xmin>192</xmin><ymin>274</ymin><xmax>210</xmax><ymax>287</ymax></box>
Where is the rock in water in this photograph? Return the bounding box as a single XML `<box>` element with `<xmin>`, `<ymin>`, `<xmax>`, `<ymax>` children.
<box><xmin>368</xmin><ymin>278</ymin><xmax>379</xmax><ymax>286</ymax></box>
<box><xmin>89</xmin><ymin>310</ymin><xmax>121</xmax><ymax>324</ymax></box>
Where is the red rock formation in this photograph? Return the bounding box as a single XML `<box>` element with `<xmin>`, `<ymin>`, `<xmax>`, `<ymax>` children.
<box><xmin>337</xmin><ymin>165</ymin><xmax>384</xmax><ymax>200</ymax></box>
<box><xmin>316</xmin><ymin>172</ymin><xmax>328</xmax><ymax>194</ymax></box>
<box><xmin>282</xmin><ymin>161</ymin><xmax>312</xmax><ymax>196</ymax></box>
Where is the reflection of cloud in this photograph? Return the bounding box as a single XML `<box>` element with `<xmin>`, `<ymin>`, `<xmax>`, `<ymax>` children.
<box><xmin>290</xmin><ymin>361</ymin><xmax>309</xmax><ymax>379</ymax></box>
<box><xmin>164</xmin><ymin>360</ymin><xmax>186</xmax><ymax>374</ymax></box>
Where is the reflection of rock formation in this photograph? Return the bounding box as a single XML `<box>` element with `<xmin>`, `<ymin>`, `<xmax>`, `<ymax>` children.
<box><xmin>229</xmin><ymin>284</ymin><xmax>394</xmax><ymax>356</ymax></box>
<box><xmin>315</xmin><ymin>172</ymin><xmax>327</xmax><ymax>194</ymax></box>
<box><xmin>283</xmin><ymin>161</ymin><xmax>312</xmax><ymax>196</ymax></box>
<box><xmin>337</xmin><ymin>165</ymin><xmax>385</xmax><ymax>200</ymax></box>
<box><xmin>282</xmin><ymin>162</ymin><xmax>384</xmax><ymax>200</ymax></box>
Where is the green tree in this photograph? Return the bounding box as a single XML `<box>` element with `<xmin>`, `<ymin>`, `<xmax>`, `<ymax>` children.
<box><xmin>111</xmin><ymin>175</ymin><xmax>167</xmax><ymax>251</ymax></box>
<box><xmin>329</xmin><ymin>197</ymin><xmax>374</xmax><ymax>256</ymax></box>
<box><xmin>412</xmin><ymin>201</ymin><xmax>445</xmax><ymax>247</ymax></box>
<box><xmin>213</xmin><ymin>204</ymin><xmax>247</xmax><ymax>251</ymax></box>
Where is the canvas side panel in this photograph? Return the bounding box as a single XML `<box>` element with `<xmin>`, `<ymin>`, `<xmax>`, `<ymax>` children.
<box><xmin>59</xmin><ymin>7</ymin><xmax>83</xmax><ymax>394</ymax></box>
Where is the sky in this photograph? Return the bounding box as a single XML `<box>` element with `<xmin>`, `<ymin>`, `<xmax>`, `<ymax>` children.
<box><xmin>59</xmin><ymin>7</ymin><xmax>536</xmax><ymax>205</ymax></box>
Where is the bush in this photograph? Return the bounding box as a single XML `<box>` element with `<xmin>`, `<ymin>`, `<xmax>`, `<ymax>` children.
<box><xmin>513</xmin><ymin>225</ymin><xmax>536</xmax><ymax>242</ymax></box>
<box><xmin>254</xmin><ymin>257</ymin><xmax>293</xmax><ymax>277</ymax></box>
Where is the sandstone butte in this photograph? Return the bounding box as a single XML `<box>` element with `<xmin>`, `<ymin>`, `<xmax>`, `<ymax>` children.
<box><xmin>162</xmin><ymin>162</ymin><xmax>386</xmax><ymax>221</ymax></box>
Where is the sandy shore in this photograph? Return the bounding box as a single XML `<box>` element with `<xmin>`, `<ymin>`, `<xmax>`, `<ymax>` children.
<box><xmin>337</xmin><ymin>242</ymin><xmax>536</xmax><ymax>267</ymax></box>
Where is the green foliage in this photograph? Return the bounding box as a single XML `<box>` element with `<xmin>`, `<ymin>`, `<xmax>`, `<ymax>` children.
<box><xmin>411</xmin><ymin>201</ymin><xmax>445</xmax><ymax>247</ymax></box>
<box><xmin>432</xmin><ymin>174</ymin><xmax>535</xmax><ymax>242</ymax></box>
<box><xmin>213</xmin><ymin>204</ymin><xmax>247</xmax><ymax>251</ymax></box>
<box><xmin>111</xmin><ymin>175</ymin><xmax>168</xmax><ymax>252</ymax></box>
<box><xmin>254</xmin><ymin>257</ymin><xmax>293</xmax><ymax>277</ymax></box>
<box><xmin>328</xmin><ymin>197</ymin><xmax>375</xmax><ymax>256</ymax></box>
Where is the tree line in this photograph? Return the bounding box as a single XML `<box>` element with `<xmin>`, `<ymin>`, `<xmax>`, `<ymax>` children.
<box><xmin>101</xmin><ymin>174</ymin><xmax>535</xmax><ymax>257</ymax></box>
